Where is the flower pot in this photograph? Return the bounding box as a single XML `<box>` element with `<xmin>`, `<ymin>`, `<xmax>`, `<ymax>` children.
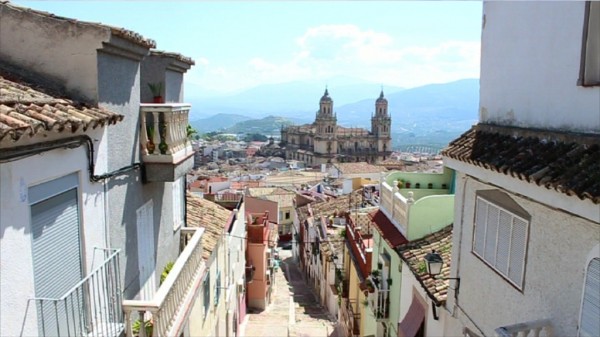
<box><xmin>153</xmin><ymin>96</ymin><xmax>163</xmax><ymax>103</ymax></box>
<box><xmin>146</xmin><ymin>140</ymin><xmax>155</xmax><ymax>154</ymax></box>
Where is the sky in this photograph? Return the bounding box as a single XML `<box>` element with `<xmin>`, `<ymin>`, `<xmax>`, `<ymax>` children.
<box><xmin>14</xmin><ymin>1</ymin><xmax>483</xmax><ymax>97</ymax></box>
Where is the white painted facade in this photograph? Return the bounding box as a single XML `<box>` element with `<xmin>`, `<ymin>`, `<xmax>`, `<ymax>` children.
<box><xmin>0</xmin><ymin>129</ymin><xmax>108</xmax><ymax>336</ymax></box>
<box><xmin>479</xmin><ymin>1</ymin><xmax>600</xmax><ymax>132</ymax></box>
<box><xmin>443</xmin><ymin>2</ymin><xmax>600</xmax><ymax>337</ymax></box>
<box><xmin>399</xmin><ymin>260</ymin><xmax>446</xmax><ymax>337</ymax></box>
<box><xmin>443</xmin><ymin>174</ymin><xmax>600</xmax><ymax>337</ymax></box>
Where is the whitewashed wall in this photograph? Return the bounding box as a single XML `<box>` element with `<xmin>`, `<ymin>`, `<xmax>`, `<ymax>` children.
<box><xmin>480</xmin><ymin>1</ymin><xmax>600</xmax><ymax>132</ymax></box>
<box><xmin>0</xmin><ymin>130</ymin><xmax>107</xmax><ymax>337</ymax></box>
<box><xmin>444</xmin><ymin>173</ymin><xmax>599</xmax><ymax>337</ymax></box>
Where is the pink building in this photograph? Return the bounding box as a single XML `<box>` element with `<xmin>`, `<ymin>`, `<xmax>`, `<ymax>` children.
<box><xmin>245</xmin><ymin>200</ymin><xmax>279</xmax><ymax>310</ymax></box>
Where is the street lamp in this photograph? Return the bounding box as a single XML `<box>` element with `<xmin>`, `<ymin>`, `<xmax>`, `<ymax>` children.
<box><xmin>423</xmin><ymin>249</ymin><xmax>460</xmax><ymax>320</ymax></box>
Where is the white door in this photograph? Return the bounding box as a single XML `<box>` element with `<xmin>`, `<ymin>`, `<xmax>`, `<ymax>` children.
<box><xmin>136</xmin><ymin>200</ymin><xmax>156</xmax><ymax>300</ymax></box>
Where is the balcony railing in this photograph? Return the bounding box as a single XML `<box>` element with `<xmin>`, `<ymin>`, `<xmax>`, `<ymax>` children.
<box><xmin>366</xmin><ymin>276</ymin><xmax>390</xmax><ymax>321</ymax></box>
<box><xmin>123</xmin><ymin>228</ymin><xmax>206</xmax><ymax>337</ymax></box>
<box><xmin>494</xmin><ymin>319</ymin><xmax>553</xmax><ymax>337</ymax></box>
<box><xmin>339</xmin><ymin>298</ymin><xmax>361</xmax><ymax>337</ymax></box>
<box><xmin>30</xmin><ymin>248</ymin><xmax>123</xmax><ymax>337</ymax></box>
<box><xmin>140</xmin><ymin>103</ymin><xmax>194</xmax><ymax>164</ymax></box>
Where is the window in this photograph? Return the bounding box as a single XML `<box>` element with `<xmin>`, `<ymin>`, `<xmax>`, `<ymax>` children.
<box><xmin>580</xmin><ymin>1</ymin><xmax>600</xmax><ymax>86</ymax></box>
<box><xmin>285</xmin><ymin>211</ymin><xmax>290</xmax><ymax>220</ymax></box>
<box><xmin>579</xmin><ymin>258</ymin><xmax>600</xmax><ymax>337</ymax></box>
<box><xmin>214</xmin><ymin>271</ymin><xmax>221</xmax><ymax>306</ymax></box>
<box><xmin>203</xmin><ymin>273</ymin><xmax>210</xmax><ymax>316</ymax></box>
<box><xmin>472</xmin><ymin>195</ymin><xmax>529</xmax><ymax>288</ymax></box>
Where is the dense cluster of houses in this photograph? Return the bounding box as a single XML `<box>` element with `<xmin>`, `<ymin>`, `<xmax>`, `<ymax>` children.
<box><xmin>1</xmin><ymin>1</ymin><xmax>598</xmax><ymax>337</ymax></box>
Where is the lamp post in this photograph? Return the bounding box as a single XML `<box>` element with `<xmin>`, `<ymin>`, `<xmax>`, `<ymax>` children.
<box><xmin>423</xmin><ymin>249</ymin><xmax>460</xmax><ymax>320</ymax></box>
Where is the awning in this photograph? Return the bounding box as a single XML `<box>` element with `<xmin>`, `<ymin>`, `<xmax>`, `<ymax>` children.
<box><xmin>398</xmin><ymin>294</ymin><xmax>426</xmax><ymax>337</ymax></box>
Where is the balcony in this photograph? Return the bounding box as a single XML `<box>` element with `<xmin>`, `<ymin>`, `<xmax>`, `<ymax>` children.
<box><xmin>339</xmin><ymin>298</ymin><xmax>361</xmax><ymax>337</ymax></box>
<box><xmin>345</xmin><ymin>215</ymin><xmax>372</xmax><ymax>277</ymax></box>
<box><xmin>495</xmin><ymin>319</ymin><xmax>553</xmax><ymax>337</ymax></box>
<box><xmin>31</xmin><ymin>248</ymin><xmax>123</xmax><ymax>337</ymax></box>
<box><xmin>366</xmin><ymin>275</ymin><xmax>390</xmax><ymax>321</ymax></box>
<box><xmin>140</xmin><ymin>103</ymin><xmax>194</xmax><ymax>182</ymax></box>
<box><xmin>123</xmin><ymin>228</ymin><xmax>206</xmax><ymax>337</ymax></box>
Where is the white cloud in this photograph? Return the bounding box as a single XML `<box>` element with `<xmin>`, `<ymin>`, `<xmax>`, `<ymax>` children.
<box><xmin>189</xmin><ymin>24</ymin><xmax>480</xmax><ymax>93</ymax></box>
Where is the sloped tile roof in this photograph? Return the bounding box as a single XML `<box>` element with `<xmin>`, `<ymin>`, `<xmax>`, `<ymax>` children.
<box><xmin>247</xmin><ymin>187</ymin><xmax>296</xmax><ymax>207</ymax></box>
<box><xmin>397</xmin><ymin>225</ymin><xmax>453</xmax><ymax>305</ymax></box>
<box><xmin>443</xmin><ymin>124</ymin><xmax>600</xmax><ymax>204</ymax></box>
<box><xmin>150</xmin><ymin>50</ymin><xmax>195</xmax><ymax>66</ymax></box>
<box><xmin>334</xmin><ymin>162</ymin><xmax>387</xmax><ymax>175</ymax></box>
<box><xmin>369</xmin><ymin>209</ymin><xmax>408</xmax><ymax>248</ymax></box>
<box><xmin>2</xmin><ymin>1</ymin><xmax>156</xmax><ymax>48</ymax></box>
<box><xmin>186</xmin><ymin>193</ymin><xmax>231</xmax><ymax>260</ymax></box>
<box><xmin>0</xmin><ymin>74</ymin><xmax>123</xmax><ymax>142</ymax></box>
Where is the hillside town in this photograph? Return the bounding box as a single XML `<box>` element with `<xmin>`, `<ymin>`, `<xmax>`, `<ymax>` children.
<box><xmin>0</xmin><ymin>1</ymin><xmax>599</xmax><ymax>337</ymax></box>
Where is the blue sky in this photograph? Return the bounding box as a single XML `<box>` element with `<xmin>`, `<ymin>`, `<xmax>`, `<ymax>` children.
<box><xmin>15</xmin><ymin>1</ymin><xmax>482</xmax><ymax>96</ymax></box>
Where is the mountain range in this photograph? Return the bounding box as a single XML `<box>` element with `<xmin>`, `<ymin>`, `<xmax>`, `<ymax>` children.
<box><xmin>189</xmin><ymin>78</ymin><xmax>479</xmax><ymax>151</ymax></box>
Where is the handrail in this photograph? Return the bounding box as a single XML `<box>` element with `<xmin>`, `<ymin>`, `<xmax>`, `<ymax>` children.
<box><xmin>495</xmin><ymin>319</ymin><xmax>553</xmax><ymax>337</ymax></box>
<box><xmin>123</xmin><ymin>227</ymin><xmax>206</xmax><ymax>337</ymax></box>
<box><xmin>30</xmin><ymin>249</ymin><xmax>122</xmax><ymax>337</ymax></box>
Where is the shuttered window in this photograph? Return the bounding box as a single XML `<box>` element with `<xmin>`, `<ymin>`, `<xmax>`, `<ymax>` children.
<box><xmin>29</xmin><ymin>174</ymin><xmax>82</xmax><ymax>336</ymax></box>
<box><xmin>579</xmin><ymin>258</ymin><xmax>600</xmax><ymax>337</ymax></box>
<box><xmin>472</xmin><ymin>196</ymin><xmax>529</xmax><ymax>289</ymax></box>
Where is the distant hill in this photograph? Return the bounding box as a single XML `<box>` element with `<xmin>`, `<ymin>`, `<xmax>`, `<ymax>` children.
<box><xmin>223</xmin><ymin>116</ymin><xmax>297</xmax><ymax>135</ymax></box>
<box><xmin>187</xmin><ymin>77</ymin><xmax>404</xmax><ymax>121</ymax></box>
<box><xmin>188</xmin><ymin>79</ymin><xmax>479</xmax><ymax>150</ymax></box>
<box><xmin>189</xmin><ymin>113</ymin><xmax>251</xmax><ymax>133</ymax></box>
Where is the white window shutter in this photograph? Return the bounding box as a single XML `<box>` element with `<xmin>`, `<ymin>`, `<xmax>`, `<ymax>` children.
<box><xmin>508</xmin><ymin>217</ymin><xmax>527</xmax><ymax>285</ymax></box>
<box><xmin>473</xmin><ymin>198</ymin><xmax>487</xmax><ymax>255</ymax></box>
<box><xmin>495</xmin><ymin>210</ymin><xmax>512</xmax><ymax>275</ymax></box>
<box><xmin>484</xmin><ymin>205</ymin><xmax>499</xmax><ymax>264</ymax></box>
<box><xmin>580</xmin><ymin>258</ymin><xmax>600</xmax><ymax>337</ymax></box>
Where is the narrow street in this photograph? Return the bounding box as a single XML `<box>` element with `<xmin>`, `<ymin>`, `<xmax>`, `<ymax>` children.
<box><xmin>240</xmin><ymin>249</ymin><xmax>338</xmax><ymax>337</ymax></box>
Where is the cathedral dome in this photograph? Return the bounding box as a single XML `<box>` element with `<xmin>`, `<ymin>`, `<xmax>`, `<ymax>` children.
<box><xmin>320</xmin><ymin>88</ymin><xmax>332</xmax><ymax>103</ymax></box>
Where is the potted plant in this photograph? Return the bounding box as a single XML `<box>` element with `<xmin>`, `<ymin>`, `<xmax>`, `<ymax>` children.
<box><xmin>428</xmin><ymin>183</ymin><xmax>433</xmax><ymax>189</ymax></box>
<box><xmin>146</xmin><ymin>126</ymin><xmax>155</xmax><ymax>154</ymax></box>
<box><xmin>132</xmin><ymin>318</ymin><xmax>153</xmax><ymax>337</ymax></box>
<box><xmin>148</xmin><ymin>82</ymin><xmax>163</xmax><ymax>103</ymax></box>
<box><xmin>415</xmin><ymin>182</ymin><xmax>421</xmax><ymax>189</ymax></box>
<box><xmin>405</xmin><ymin>181</ymin><xmax>411</xmax><ymax>188</ymax></box>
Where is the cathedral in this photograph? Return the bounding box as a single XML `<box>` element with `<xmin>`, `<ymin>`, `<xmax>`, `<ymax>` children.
<box><xmin>280</xmin><ymin>89</ymin><xmax>392</xmax><ymax>165</ymax></box>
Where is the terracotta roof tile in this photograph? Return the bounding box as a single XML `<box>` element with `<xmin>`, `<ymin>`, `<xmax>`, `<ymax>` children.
<box><xmin>369</xmin><ymin>209</ymin><xmax>408</xmax><ymax>248</ymax></box>
<box><xmin>186</xmin><ymin>192</ymin><xmax>231</xmax><ymax>260</ymax></box>
<box><xmin>150</xmin><ymin>50</ymin><xmax>195</xmax><ymax>66</ymax></box>
<box><xmin>397</xmin><ymin>225</ymin><xmax>453</xmax><ymax>305</ymax></box>
<box><xmin>442</xmin><ymin>124</ymin><xmax>600</xmax><ymax>204</ymax></box>
<box><xmin>333</xmin><ymin>162</ymin><xmax>387</xmax><ymax>175</ymax></box>
<box><xmin>0</xmin><ymin>75</ymin><xmax>123</xmax><ymax>142</ymax></box>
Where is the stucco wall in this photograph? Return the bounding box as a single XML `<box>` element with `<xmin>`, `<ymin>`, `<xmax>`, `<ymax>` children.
<box><xmin>371</xmin><ymin>232</ymin><xmax>404</xmax><ymax>337</ymax></box>
<box><xmin>0</xmin><ymin>140</ymin><xmax>107</xmax><ymax>336</ymax></box>
<box><xmin>97</xmin><ymin>51</ymin><xmax>179</xmax><ymax>300</ymax></box>
<box><xmin>0</xmin><ymin>4</ymin><xmax>105</xmax><ymax>101</ymax></box>
<box><xmin>399</xmin><ymin>262</ymin><xmax>447</xmax><ymax>337</ymax></box>
<box><xmin>445</xmin><ymin>173</ymin><xmax>600</xmax><ymax>337</ymax></box>
<box><xmin>480</xmin><ymin>1</ymin><xmax>600</xmax><ymax>132</ymax></box>
<box><xmin>407</xmin><ymin>195</ymin><xmax>454</xmax><ymax>241</ymax></box>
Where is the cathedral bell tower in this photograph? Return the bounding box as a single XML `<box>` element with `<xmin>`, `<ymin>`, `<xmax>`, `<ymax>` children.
<box><xmin>371</xmin><ymin>90</ymin><xmax>391</xmax><ymax>158</ymax></box>
<box><xmin>315</xmin><ymin>88</ymin><xmax>337</xmax><ymax>137</ymax></box>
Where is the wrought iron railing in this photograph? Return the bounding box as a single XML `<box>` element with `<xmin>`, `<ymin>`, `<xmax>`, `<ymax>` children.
<box><xmin>30</xmin><ymin>248</ymin><xmax>123</xmax><ymax>337</ymax></box>
<box><xmin>122</xmin><ymin>227</ymin><xmax>206</xmax><ymax>337</ymax></box>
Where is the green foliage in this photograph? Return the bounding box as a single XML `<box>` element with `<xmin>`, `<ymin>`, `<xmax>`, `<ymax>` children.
<box><xmin>201</xmin><ymin>132</ymin><xmax>237</xmax><ymax>142</ymax></box>
<box><xmin>160</xmin><ymin>262</ymin><xmax>175</xmax><ymax>285</ymax></box>
<box><xmin>243</xmin><ymin>133</ymin><xmax>268</xmax><ymax>142</ymax></box>
<box><xmin>132</xmin><ymin>319</ymin><xmax>153</xmax><ymax>336</ymax></box>
<box><xmin>417</xmin><ymin>260</ymin><xmax>427</xmax><ymax>274</ymax></box>
<box><xmin>186</xmin><ymin>125</ymin><xmax>198</xmax><ymax>140</ymax></box>
<box><xmin>148</xmin><ymin>82</ymin><xmax>163</xmax><ymax>97</ymax></box>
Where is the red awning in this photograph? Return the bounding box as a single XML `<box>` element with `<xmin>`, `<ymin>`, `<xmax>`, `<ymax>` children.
<box><xmin>398</xmin><ymin>294</ymin><xmax>426</xmax><ymax>337</ymax></box>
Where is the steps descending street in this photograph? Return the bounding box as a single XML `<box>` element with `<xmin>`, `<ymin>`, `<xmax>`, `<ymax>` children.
<box><xmin>240</xmin><ymin>250</ymin><xmax>338</xmax><ymax>337</ymax></box>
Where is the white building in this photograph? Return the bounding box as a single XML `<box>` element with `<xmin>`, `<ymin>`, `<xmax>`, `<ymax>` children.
<box><xmin>442</xmin><ymin>2</ymin><xmax>599</xmax><ymax>337</ymax></box>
